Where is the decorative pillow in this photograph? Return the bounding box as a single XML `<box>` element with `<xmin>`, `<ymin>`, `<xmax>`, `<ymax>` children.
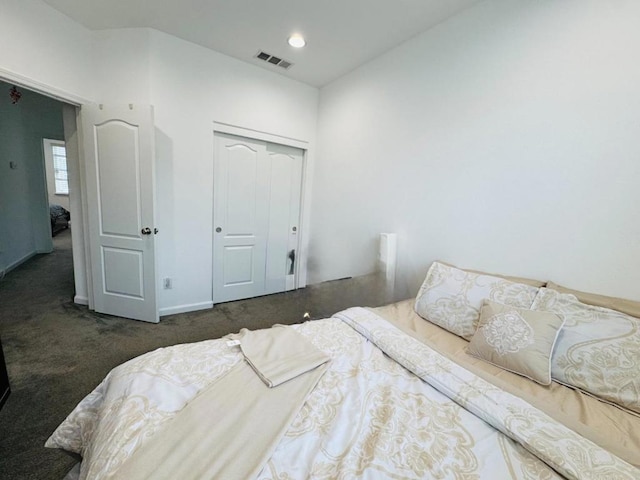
<box><xmin>467</xmin><ymin>300</ymin><xmax>564</xmax><ymax>385</ymax></box>
<box><xmin>414</xmin><ymin>262</ymin><xmax>540</xmax><ymax>340</ymax></box>
<box><xmin>532</xmin><ymin>288</ymin><xmax>640</xmax><ymax>414</ymax></box>
<box><xmin>546</xmin><ymin>281</ymin><xmax>640</xmax><ymax>319</ymax></box>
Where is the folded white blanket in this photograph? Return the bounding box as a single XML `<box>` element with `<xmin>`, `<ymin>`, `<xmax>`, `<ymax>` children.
<box><xmin>237</xmin><ymin>325</ymin><xmax>331</xmax><ymax>387</ymax></box>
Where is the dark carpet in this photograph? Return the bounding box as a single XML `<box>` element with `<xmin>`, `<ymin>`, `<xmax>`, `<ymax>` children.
<box><xmin>0</xmin><ymin>228</ymin><xmax>388</xmax><ymax>479</ymax></box>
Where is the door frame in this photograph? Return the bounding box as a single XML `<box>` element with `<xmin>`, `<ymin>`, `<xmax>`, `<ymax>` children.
<box><xmin>0</xmin><ymin>72</ymin><xmax>92</xmax><ymax>308</ymax></box>
<box><xmin>212</xmin><ymin>121</ymin><xmax>312</xmax><ymax>302</ymax></box>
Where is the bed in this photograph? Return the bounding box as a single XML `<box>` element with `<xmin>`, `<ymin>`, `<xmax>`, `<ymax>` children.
<box><xmin>49</xmin><ymin>204</ymin><xmax>70</xmax><ymax>236</ymax></box>
<box><xmin>46</xmin><ymin>262</ymin><xmax>640</xmax><ymax>479</ymax></box>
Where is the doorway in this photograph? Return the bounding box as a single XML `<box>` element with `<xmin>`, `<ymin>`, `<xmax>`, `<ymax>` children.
<box><xmin>0</xmin><ymin>82</ymin><xmax>66</xmax><ymax>275</ymax></box>
<box><xmin>0</xmin><ymin>80</ymin><xmax>86</xmax><ymax>306</ymax></box>
<box><xmin>213</xmin><ymin>132</ymin><xmax>304</xmax><ymax>303</ymax></box>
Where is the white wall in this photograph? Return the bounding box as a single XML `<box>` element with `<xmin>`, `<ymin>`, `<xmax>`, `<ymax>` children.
<box><xmin>0</xmin><ymin>0</ymin><xmax>94</xmax><ymax>102</ymax></box>
<box><xmin>146</xmin><ymin>30</ymin><xmax>318</xmax><ymax>314</ymax></box>
<box><xmin>92</xmin><ymin>28</ymin><xmax>152</xmax><ymax>105</ymax></box>
<box><xmin>0</xmin><ymin>0</ymin><xmax>318</xmax><ymax>314</ymax></box>
<box><xmin>312</xmin><ymin>0</ymin><xmax>640</xmax><ymax>301</ymax></box>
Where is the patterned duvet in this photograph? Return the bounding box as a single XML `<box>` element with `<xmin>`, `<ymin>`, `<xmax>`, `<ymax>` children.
<box><xmin>46</xmin><ymin>308</ymin><xmax>637</xmax><ymax>479</ymax></box>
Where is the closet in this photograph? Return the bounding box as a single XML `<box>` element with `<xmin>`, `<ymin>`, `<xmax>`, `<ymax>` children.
<box><xmin>213</xmin><ymin>132</ymin><xmax>303</xmax><ymax>303</ymax></box>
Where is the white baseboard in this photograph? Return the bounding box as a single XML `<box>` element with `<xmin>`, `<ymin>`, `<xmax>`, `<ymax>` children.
<box><xmin>74</xmin><ymin>295</ymin><xmax>89</xmax><ymax>305</ymax></box>
<box><xmin>159</xmin><ymin>301</ymin><xmax>214</xmax><ymax>317</ymax></box>
<box><xmin>5</xmin><ymin>251</ymin><xmax>37</xmax><ymax>273</ymax></box>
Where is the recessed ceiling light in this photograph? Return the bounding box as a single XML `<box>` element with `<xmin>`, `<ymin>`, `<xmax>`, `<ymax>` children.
<box><xmin>288</xmin><ymin>34</ymin><xmax>306</xmax><ymax>48</ymax></box>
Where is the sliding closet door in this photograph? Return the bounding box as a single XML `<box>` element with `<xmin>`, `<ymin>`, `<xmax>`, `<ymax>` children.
<box><xmin>264</xmin><ymin>142</ymin><xmax>303</xmax><ymax>295</ymax></box>
<box><xmin>213</xmin><ymin>132</ymin><xmax>303</xmax><ymax>303</ymax></box>
<box><xmin>213</xmin><ymin>134</ymin><xmax>270</xmax><ymax>303</ymax></box>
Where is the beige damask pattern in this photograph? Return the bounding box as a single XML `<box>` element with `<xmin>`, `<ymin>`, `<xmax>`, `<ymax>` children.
<box><xmin>335</xmin><ymin>307</ymin><xmax>638</xmax><ymax>479</ymax></box>
<box><xmin>467</xmin><ymin>300</ymin><xmax>565</xmax><ymax>385</ymax></box>
<box><xmin>498</xmin><ymin>435</ymin><xmax>560</xmax><ymax>480</ymax></box>
<box><xmin>46</xmin><ymin>339</ymin><xmax>241</xmax><ymax>479</ymax></box>
<box><xmin>531</xmin><ymin>288</ymin><xmax>640</xmax><ymax>414</ymax></box>
<box><xmin>414</xmin><ymin>262</ymin><xmax>539</xmax><ymax>340</ymax></box>
<box><xmin>482</xmin><ymin>310</ymin><xmax>534</xmax><ymax>355</ymax></box>
<box><xmin>46</xmin><ymin>307</ymin><xmax>637</xmax><ymax>479</ymax></box>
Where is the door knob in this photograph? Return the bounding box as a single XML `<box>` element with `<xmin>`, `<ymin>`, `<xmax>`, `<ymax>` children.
<box><xmin>141</xmin><ymin>227</ymin><xmax>151</xmax><ymax>235</ymax></box>
<box><xmin>216</xmin><ymin>227</ymin><xmax>222</xmax><ymax>233</ymax></box>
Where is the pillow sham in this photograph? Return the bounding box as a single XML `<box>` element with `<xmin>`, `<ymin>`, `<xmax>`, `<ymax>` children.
<box><xmin>546</xmin><ymin>281</ymin><xmax>640</xmax><ymax>319</ymax></box>
<box><xmin>414</xmin><ymin>262</ymin><xmax>540</xmax><ymax>340</ymax></box>
<box><xmin>467</xmin><ymin>300</ymin><xmax>564</xmax><ymax>385</ymax></box>
<box><xmin>439</xmin><ymin>261</ymin><xmax>546</xmax><ymax>288</ymax></box>
<box><xmin>532</xmin><ymin>288</ymin><xmax>640</xmax><ymax>414</ymax></box>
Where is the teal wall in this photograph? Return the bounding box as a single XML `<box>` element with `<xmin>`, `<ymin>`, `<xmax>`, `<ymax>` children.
<box><xmin>0</xmin><ymin>81</ymin><xmax>65</xmax><ymax>274</ymax></box>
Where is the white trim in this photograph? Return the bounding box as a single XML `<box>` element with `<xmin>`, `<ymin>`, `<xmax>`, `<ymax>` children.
<box><xmin>5</xmin><ymin>251</ymin><xmax>37</xmax><ymax>273</ymax></box>
<box><xmin>74</xmin><ymin>295</ymin><xmax>89</xmax><ymax>305</ymax></box>
<box><xmin>213</xmin><ymin>121</ymin><xmax>309</xmax><ymax>150</ymax></box>
<box><xmin>159</xmin><ymin>301</ymin><xmax>214</xmax><ymax>317</ymax></box>
<box><xmin>62</xmin><ymin>105</ymin><xmax>92</xmax><ymax>309</ymax></box>
<box><xmin>296</xmin><ymin>148</ymin><xmax>310</xmax><ymax>289</ymax></box>
<box><xmin>0</xmin><ymin>67</ymin><xmax>90</xmax><ymax>106</ymax></box>
<box><xmin>71</xmin><ymin>106</ymin><xmax>95</xmax><ymax>310</ymax></box>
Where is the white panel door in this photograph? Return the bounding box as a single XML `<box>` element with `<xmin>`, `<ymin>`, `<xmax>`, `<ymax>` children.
<box><xmin>264</xmin><ymin>143</ymin><xmax>303</xmax><ymax>295</ymax></box>
<box><xmin>213</xmin><ymin>133</ymin><xmax>270</xmax><ymax>303</ymax></box>
<box><xmin>213</xmin><ymin>133</ymin><xmax>303</xmax><ymax>303</ymax></box>
<box><xmin>82</xmin><ymin>104</ymin><xmax>158</xmax><ymax>323</ymax></box>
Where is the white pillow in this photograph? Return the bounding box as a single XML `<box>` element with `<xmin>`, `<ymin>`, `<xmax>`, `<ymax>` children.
<box><xmin>414</xmin><ymin>262</ymin><xmax>540</xmax><ymax>340</ymax></box>
<box><xmin>532</xmin><ymin>288</ymin><xmax>640</xmax><ymax>414</ymax></box>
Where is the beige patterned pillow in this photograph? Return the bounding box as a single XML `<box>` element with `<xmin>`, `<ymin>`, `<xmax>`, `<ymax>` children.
<box><xmin>546</xmin><ymin>281</ymin><xmax>640</xmax><ymax>319</ymax></box>
<box><xmin>414</xmin><ymin>262</ymin><xmax>540</xmax><ymax>340</ymax></box>
<box><xmin>532</xmin><ymin>288</ymin><xmax>640</xmax><ymax>414</ymax></box>
<box><xmin>467</xmin><ymin>300</ymin><xmax>564</xmax><ymax>385</ymax></box>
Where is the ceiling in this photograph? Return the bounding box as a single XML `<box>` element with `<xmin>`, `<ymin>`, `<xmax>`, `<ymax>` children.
<box><xmin>43</xmin><ymin>0</ymin><xmax>480</xmax><ymax>88</ymax></box>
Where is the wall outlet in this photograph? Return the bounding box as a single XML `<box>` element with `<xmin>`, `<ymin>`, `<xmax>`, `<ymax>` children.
<box><xmin>163</xmin><ymin>277</ymin><xmax>172</xmax><ymax>289</ymax></box>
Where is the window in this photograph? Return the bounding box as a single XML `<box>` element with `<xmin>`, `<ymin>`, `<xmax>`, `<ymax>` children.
<box><xmin>43</xmin><ymin>139</ymin><xmax>68</xmax><ymax>196</ymax></box>
<box><xmin>52</xmin><ymin>144</ymin><xmax>69</xmax><ymax>195</ymax></box>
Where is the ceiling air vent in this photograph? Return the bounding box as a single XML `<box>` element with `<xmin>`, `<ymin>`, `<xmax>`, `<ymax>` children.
<box><xmin>255</xmin><ymin>51</ymin><xmax>294</xmax><ymax>70</ymax></box>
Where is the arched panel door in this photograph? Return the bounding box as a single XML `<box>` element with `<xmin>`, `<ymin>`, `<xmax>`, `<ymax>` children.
<box><xmin>82</xmin><ymin>104</ymin><xmax>158</xmax><ymax>322</ymax></box>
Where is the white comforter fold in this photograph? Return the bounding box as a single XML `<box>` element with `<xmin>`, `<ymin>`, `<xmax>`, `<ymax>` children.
<box><xmin>46</xmin><ymin>308</ymin><xmax>638</xmax><ymax>479</ymax></box>
<box><xmin>335</xmin><ymin>307</ymin><xmax>638</xmax><ymax>480</ymax></box>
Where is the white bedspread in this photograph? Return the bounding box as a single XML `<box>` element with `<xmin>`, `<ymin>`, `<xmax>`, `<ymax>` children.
<box><xmin>46</xmin><ymin>308</ymin><xmax>638</xmax><ymax>479</ymax></box>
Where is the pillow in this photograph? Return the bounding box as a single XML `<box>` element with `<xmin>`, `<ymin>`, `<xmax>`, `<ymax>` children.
<box><xmin>440</xmin><ymin>261</ymin><xmax>546</xmax><ymax>288</ymax></box>
<box><xmin>532</xmin><ymin>288</ymin><xmax>640</xmax><ymax>414</ymax></box>
<box><xmin>546</xmin><ymin>281</ymin><xmax>640</xmax><ymax>319</ymax></box>
<box><xmin>414</xmin><ymin>262</ymin><xmax>540</xmax><ymax>340</ymax></box>
<box><xmin>467</xmin><ymin>300</ymin><xmax>564</xmax><ymax>385</ymax></box>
